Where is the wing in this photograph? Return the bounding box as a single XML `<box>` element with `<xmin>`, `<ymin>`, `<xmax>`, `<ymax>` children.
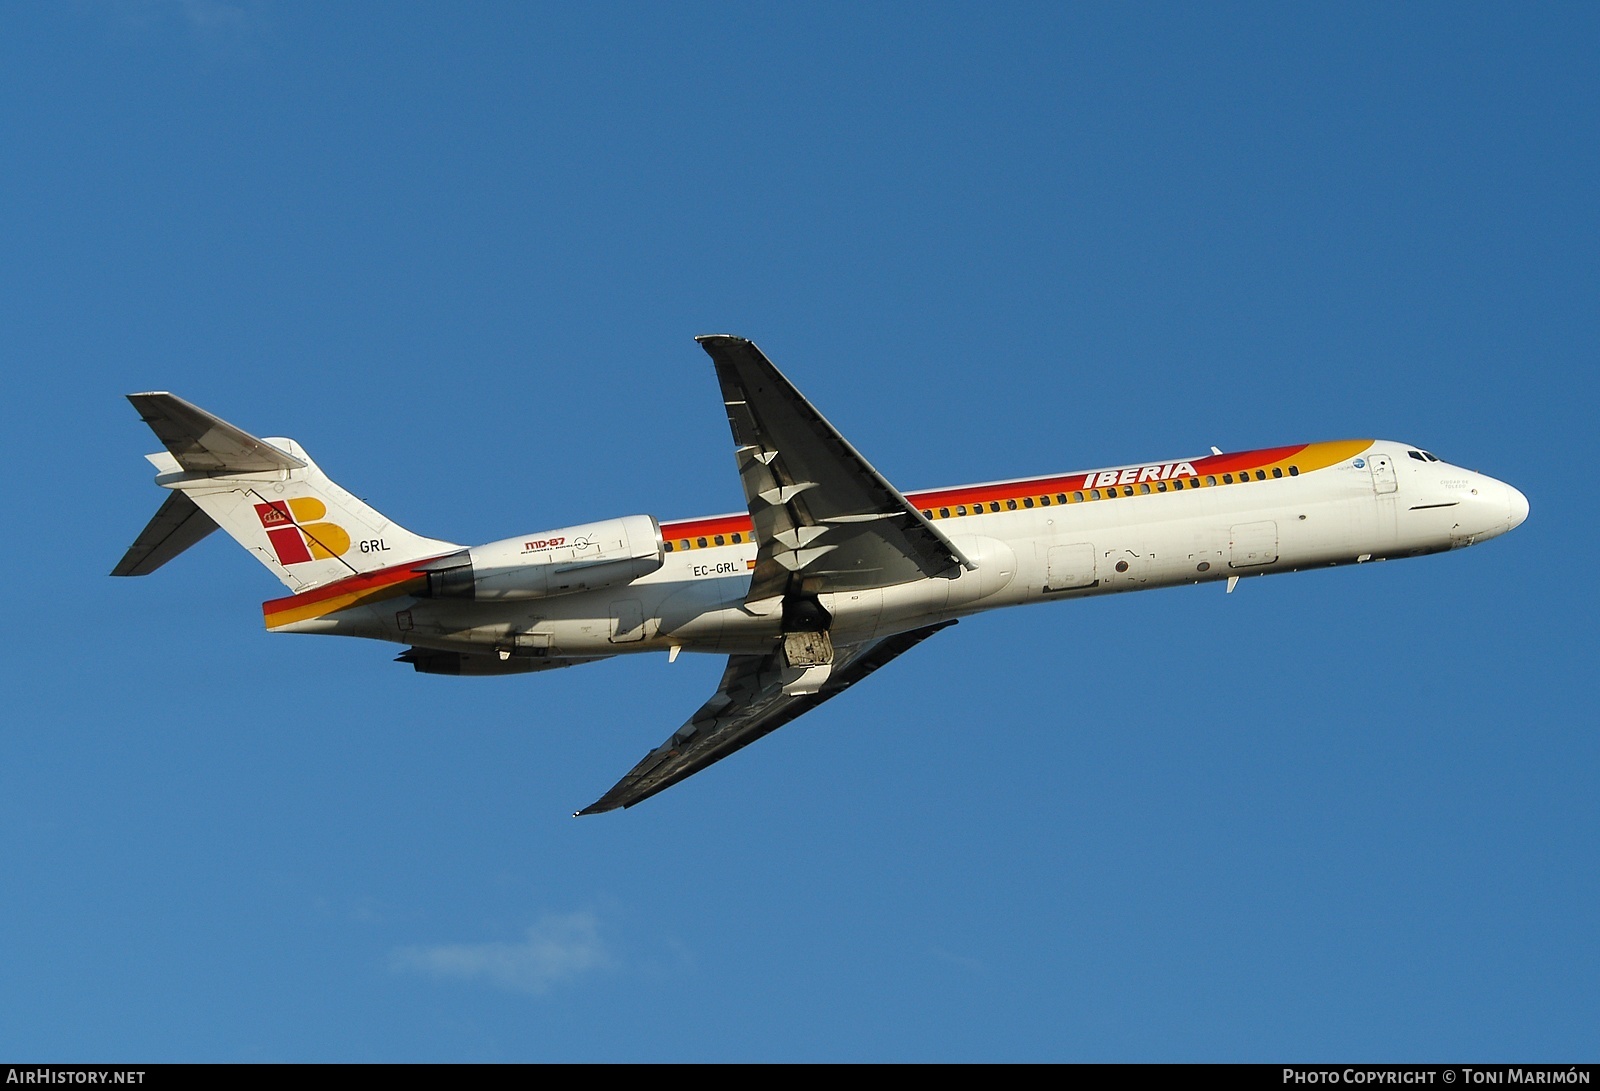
<box><xmin>696</xmin><ymin>335</ymin><xmax>974</xmax><ymax>604</ymax></box>
<box><xmin>576</xmin><ymin>620</ymin><xmax>955</xmax><ymax>815</ymax></box>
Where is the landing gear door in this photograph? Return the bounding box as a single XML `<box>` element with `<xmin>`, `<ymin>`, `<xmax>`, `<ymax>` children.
<box><xmin>1369</xmin><ymin>453</ymin><xmax>1398</xmax><ymax>495</ymax></box>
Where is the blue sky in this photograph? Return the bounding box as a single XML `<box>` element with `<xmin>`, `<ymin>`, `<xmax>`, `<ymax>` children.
<box><xmin>2</xmin><ymin>2</ymin><xmax>1595</xmax><ymax>1061</ymax></box>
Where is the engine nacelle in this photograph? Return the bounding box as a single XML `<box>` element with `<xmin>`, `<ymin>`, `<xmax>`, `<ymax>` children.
<box><xmin>421</xmin><ymin>514</ymin><xmax>664</xmax><ymax>602</ymax></box>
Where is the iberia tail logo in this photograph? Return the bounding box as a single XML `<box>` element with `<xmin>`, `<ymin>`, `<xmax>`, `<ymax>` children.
<box><xmin>254</xmin><ymin>499</ymin><xmax>351</xmax><ymax>565</ymax></box>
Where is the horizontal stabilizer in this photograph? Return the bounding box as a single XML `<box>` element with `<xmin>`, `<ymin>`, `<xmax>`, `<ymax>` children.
<box><xmin>112</xmin><ymin>491</ymin><xmax>219</xmax><ymax>576</ymax></box>
<box><xmin>126</xmin><ymin>392</ymin><xmax>305</xmax><ymax>473</ymax></box>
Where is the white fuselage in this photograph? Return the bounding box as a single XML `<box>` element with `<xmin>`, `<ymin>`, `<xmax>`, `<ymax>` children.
<box><xmin>285</xmin><ymin>439</ymin><xmax>1526</xmax><ymax>663</ymax></box>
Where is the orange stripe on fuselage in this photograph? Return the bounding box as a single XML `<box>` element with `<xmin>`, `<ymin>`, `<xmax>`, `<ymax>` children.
<box><xmin>659</xmin><ymin>440</ymin><xmax>1373</xmax><ymax>541</ymax></box>
<box><xmin>262</xmin><ymin>556</ymin><xmax>443</xmax><ymax>629</ymax></box>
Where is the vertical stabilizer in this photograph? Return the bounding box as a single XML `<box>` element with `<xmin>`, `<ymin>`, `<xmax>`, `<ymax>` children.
<box><xmin>117</xmin><ymin>393</ymin><xmax>459</xmax><ymax>590</ymax></box>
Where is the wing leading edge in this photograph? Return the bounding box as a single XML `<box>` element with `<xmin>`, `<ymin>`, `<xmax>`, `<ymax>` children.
<box><xmin>576</xmin><ymin>620</ymin><xmax>955</xmax><ymax>815</ymax></box>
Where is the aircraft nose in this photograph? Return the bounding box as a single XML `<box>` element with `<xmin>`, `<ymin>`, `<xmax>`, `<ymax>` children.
<box><xmin>1505</xmin><ymin>483</ymin><xmax>1529</xmax><ymax>531</ymax></box>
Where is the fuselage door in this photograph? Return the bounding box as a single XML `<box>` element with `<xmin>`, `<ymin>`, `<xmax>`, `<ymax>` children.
<box><xmin>1045</xmin><ymin>543</ymin><xmax>1097</xmax><ymax>591</ymax></box>
<box><xmin>610</xmin><ymin>599</ymin><xmax>646</xmax><ymax>643</ymax></box>
<box><xmin>1230</xmin><ymin>521</ymin><xmax>1279</xmax><ymax>568</ymax></box>
<box><xmin>1370</xmin><ymin>453</ymin><xmax>1398</xmax><ymax>494</ymax></box>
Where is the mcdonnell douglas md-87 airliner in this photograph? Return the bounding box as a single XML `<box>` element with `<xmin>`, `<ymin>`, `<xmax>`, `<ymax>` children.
<box><xmin>115</xmin><ymin>336</ymin><xmax>1528</xmax><ymax>814</ymax></box>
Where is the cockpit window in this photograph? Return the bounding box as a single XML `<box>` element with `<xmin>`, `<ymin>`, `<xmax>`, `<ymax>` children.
<box><xmin>1409</xmin><ymin>450</ymin><xmax>1426</xmax><ymax>461</ymax></box>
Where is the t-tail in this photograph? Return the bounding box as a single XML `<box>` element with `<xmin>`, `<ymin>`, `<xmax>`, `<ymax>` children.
<box><xmin>113</xmin><ymin>392</ymin><xmax>459</xmax><ymax>590</ymax></box>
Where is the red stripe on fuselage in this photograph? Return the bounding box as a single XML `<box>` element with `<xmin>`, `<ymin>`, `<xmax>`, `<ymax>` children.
<box><xmin>659</xmin><ymin>443</ymin><xmax>1316</xmax><ymax>540</ymax></box>
<box><xmin>262</xmin><ymin>554</ymin><xmax>448</xmax><ymax>617</ymax></box>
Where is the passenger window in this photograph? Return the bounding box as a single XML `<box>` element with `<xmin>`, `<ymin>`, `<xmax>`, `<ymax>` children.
<box><xmin>1123</xmin><ymin>486</ymin><xmax>1134</xmax><ymax>497</ymax></box>
<box><xmin>1255</xmin><ymin>470</ymin><xmax>1266</xmax><ymax>480</ymax></box>
<box><xmin>1057</xmin><ymin>493</ymin><xmax>1068</xmax><ymax>504</ymax></box>
<box><xmin>956</xmin><ymin>505</ymin><xmax>967</xmax><ymax>516</ymax></box>
<box><xmin>664</xmin><ymin>541</ymin><xmax>674</xmax><ymax>552</ymax></box>
<box><xmin>939</xmin><ymin>507</ymin><xmax>950</xmax><ymax>519</ymax></box>
<box><xmin>696</xmin><ymin>537</ymin><xmax>707</xmax><ymax>548</ymax></box>
<box><xmin>1039</xmin><ymin>495</ymin><xmax>1050</xmax><ymax>507</ymax></box>
<box><xmin>921</xmin><ymin>510</ymin><xmax>931</xmax><ymax>520</ymax></box>
<box><xmin>1172</xmin><ymin>479</ymin><xmax>1184</xmax><ymax>490</ymax></box>
<box><xmin>1206</xmin><ymin>476</ymin><xmax>1217</xmax><ymax>486</ymax></box>
<box><xmin>1222</xmin><ymin>474</ymin><xmax>1233</xmax><ymax>484</ymax></box>
<box><xmin>1272</xmin><ymin>467</ymin><xmax>1283</xmax><ymax>478</ymax></box>
<box><xmin>1023</xmin><ymin>497</ymin><xmax>1035</xmax><ymax>508</ymax></box>
<box><xmin>714</xmin><ymin>535</ymin><xmax>724</xmax><ymax>545</ymax></box>
<box><xmin>989</xmin><ymin>502</ymin><xmax>1001</xmax><ymax>512</ymax></box>
<box><xmin>1156</xmin><ymin>481</ymin><xmax>1167</xmax><ymax>492</ymax></box>
<box><xmin>679</xmin><ymin>540</ymin><xmax>690</xmax><ymax>551</ymax></box>
<box><xmin>1139</xmin><ymin>483</ymin><xmax>1151</xmax><ymax>494</ymax></box>
<box><xmin>1289</xmin><ymin>466</ymin><xmax>1299</xmax><ymax>476</ymax></box>
<box><xmin>1006</xmin><ymin>499</ymin><xmax>1017</xmax><ymax>511</ymax></box>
